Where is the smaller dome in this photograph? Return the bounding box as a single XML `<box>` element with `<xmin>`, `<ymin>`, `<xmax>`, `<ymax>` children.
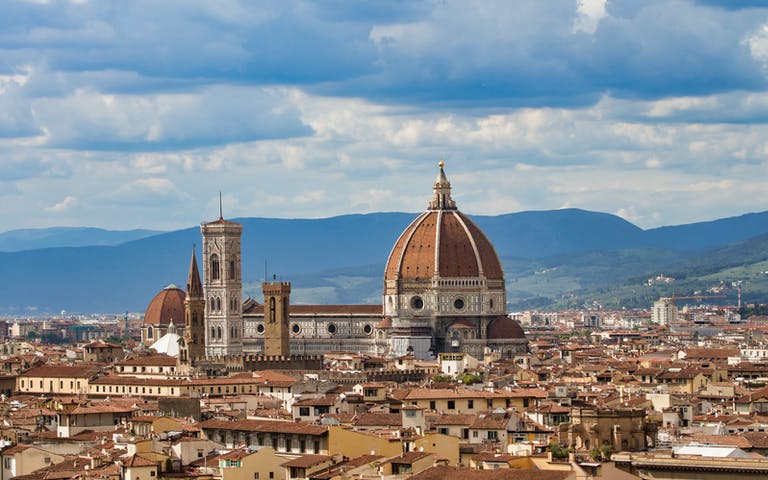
<box><xmin>144</xmin><ymin>285</ymin><xmax>185</xmax><ymax>326</ymax></box>
<box><xmin>487</xmin><ymin>316</ymin><xmax>526</xmax><ymax>340</ymax></box>
<box><xmin>150</xmin><ymin>331</ymin><xmax>181</xmax><ymax>357</ymax></box>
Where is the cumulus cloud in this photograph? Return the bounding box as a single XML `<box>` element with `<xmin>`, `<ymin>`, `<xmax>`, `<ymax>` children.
<box><xmin>0</xmin><ymin>0</ymin><xmax>764</xmax><ymax>107</ymax></box>
<box><xmin>105</xmin><ymin>177</ymin><xmax>187</xmax><ymax>206</ymax></box>
<box><xmin>30</xmin><ymin>85</ymin><xmax>311</xmax><ymax>150</ymax></box>
<box><xmin>1</xmin><ymin>1</ymin><xmax>768</xmax><ymax>231</ymax></box>
<box><xmin>573</xmin><ymin>0</ymin><xmax>607</xmax><ymax>34</ymax></box>
<box><xmin>45</xmin><ymin>195</ymin><xmax>77</xmax><ymax>212</ymax></box>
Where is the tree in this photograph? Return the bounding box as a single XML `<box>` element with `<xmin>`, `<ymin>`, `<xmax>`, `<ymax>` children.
<box><xmin>549</xmin><ymin>442</ymin><xmax>570</xmax><ymax>459</ymax></box>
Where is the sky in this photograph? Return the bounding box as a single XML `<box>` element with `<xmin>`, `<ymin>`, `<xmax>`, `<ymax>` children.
<box><xmin>3</xmin><ymin>0</ymin><xmax>768</xmax><ymax>232</ymax></box>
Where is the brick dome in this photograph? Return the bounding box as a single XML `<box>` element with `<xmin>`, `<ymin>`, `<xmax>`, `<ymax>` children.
<box><xmin>486</xmin><ymin>316</ymin><xmax>526</xmax><ymax>340</ymax></box>
<box><xmin>384</xmin><ymin>210</ymin><xmax>503</xmax><ymax>282</ymax></box>
<box><xmin>144</xmin><ymin>284</ymin><xmax>185</xmax><ymax>326</ymax></box>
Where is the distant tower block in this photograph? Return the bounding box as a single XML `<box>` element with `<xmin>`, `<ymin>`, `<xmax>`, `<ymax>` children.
<box><xmin>263</xmin><ymin>281</ymin><xmax>291</xmax><ymax>357</ymax></box>
<box><xmin>202</xmin><ymin>213</ymin><xmax>244</xmax><ymax>356</ymax></box>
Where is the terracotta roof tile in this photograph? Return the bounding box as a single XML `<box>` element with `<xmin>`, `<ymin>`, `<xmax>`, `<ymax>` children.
<box><xmin>281</xmin><ymin>454</ymin><xmax>331</xmax><ymax>468</ymax></box>
<box><xmin>20</xmin><ymin>365</ymin><xmax>98</xmax><ymax>378</ymax></box>
<box><xmin>199</xmin><ymin>419</ymin><xmax>327</xmax><ymax>435</ymax></box>
<box><xmin>409</xmin><ymin>466</ymin><xmax>570</xmax><ymax>480</ymax></box>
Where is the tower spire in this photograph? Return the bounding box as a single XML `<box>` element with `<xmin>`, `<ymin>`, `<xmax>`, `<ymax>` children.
<box><xmin>187</xmin><ymin>246</ymin><xmax>203</xmax><ymax>298</ymax></box>
<box><xmin>428</xmin><ymin>160</ymin><xmax>456</xmax><ymax>210</ymax></box>
<box><xmin>219</xmin><ymin>191</ymin><xmax>223</xmax><ymax>220</ymax></box>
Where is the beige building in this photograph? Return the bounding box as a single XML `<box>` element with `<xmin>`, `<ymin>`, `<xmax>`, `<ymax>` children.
<box><xmin>83</xmin><ymin>340</ymin><xmax>123</xmax><ymax>363</ymax></box>
<box><xmin>89</xmin><ymin>370</ymin><xmax>296</xmax><ymax>408</ymax></box>
<box><xmin>562</xmin><ymin>407</ymin><xmax>656</xmax><ymax>452</ymax></box>
<box><xmin>398</xmin><ymin>387</ymin><xmax>547</xmax><ymax>413</ymax></box>
<box><xmin>16</xmin><ymin>365</ymin><xmax>96</xmax><ymax>395</ymax></box>
<box><xmin>57</xmin><ymin>404</ymin><xmax>136</xmax><ymax>438</ymax></box>
<box><xmin>282</xmin><ymin>454</ymin><xmax>335</xmax><ymax>480</ymax></box>
<box><xmin>90</xmin><ymin>375</ymin><xmax>189</xmax><ymax>397</ymax></box>
<box><xmin>220</xmin><ymin>447</ymin><xmax>286</xmax><ymax>480</ymax></box>
<box><xmin>168</xmin><ymin>437</ymin><xmax>220</xmax><ymax>467</ymax></box>
<box><xmin>0</xmin><ymin>445</ymin><xmax>65</xmax><ymax>479</ymax></box>
<box><xmin>115</xmin><ymin>355</ymin><xmax>179</xmax><ymax>378</ymax></box>
<box><xmin>327</xmin><ymin>426</ymin><xmax>403</xmax><ymax>459</ymax></box>
<box><xmin>199</xmin><ymin>419</ymin><xmax>329</xmax><ymax>454</ymax></box>
<box><xmin>120</xmin><ymin>454</ymin><xmax>159</xmax><ymax>480</ymax></box>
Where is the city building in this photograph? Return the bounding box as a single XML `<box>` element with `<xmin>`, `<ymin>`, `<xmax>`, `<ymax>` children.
<box><xmin>652</xmin><ymin>297</ymin><xmax>678</xmax><ymax>325</ymax></box>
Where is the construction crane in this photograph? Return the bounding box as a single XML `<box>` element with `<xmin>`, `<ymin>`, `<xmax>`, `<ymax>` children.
<box><xmin>662</xmin><ymin>294</ymin><xmax>727</xmax><ymax>306</ymax></box>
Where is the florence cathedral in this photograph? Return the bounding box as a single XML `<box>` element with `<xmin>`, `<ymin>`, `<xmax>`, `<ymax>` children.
<box><xmin>140</xmin><ymin>163</ymin><xmax>527</xmax><ymax>364</ymax></box>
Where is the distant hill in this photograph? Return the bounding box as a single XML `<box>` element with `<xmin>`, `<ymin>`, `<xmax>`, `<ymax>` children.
<box><xmin>645</xmin><ymin>211</ymin><xmax>768</xmax><ymax>251</ymax></box>
<box><xmin>0</xmin><ymin>227</ymin><xmax>162</xmax><ymax>252</ymax></box>
<box><xmin>523</xmin><ymin>232</ymin><xmax>768</xmax><ymax>311</ymax></box>
<box><xmin>2</xmin><ymin>208</ymin><xmax>768</xmax><ymax>314</ymax></box>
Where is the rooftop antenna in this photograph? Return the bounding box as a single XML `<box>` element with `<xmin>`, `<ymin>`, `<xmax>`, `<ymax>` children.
<box><xmin>264</xmin><ymin>259</ymin><xmax>267</xmax><ymax>283</ymax></box>
<box><xmin>218</xmin><ymin>191</ymin><xmax>223</xmax><ymax>219</ymax></box>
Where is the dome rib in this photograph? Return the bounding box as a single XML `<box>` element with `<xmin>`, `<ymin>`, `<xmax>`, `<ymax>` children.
<box><xmin>460</xmin><ymin>213</ymin><xmax>504</xmax><ymax>280</ymax></box>
<box><xmin>452</xmin><ymin>211</ymin><xmax>484</xmax><ymax>278</ymax></box>
<box><xmin>433</xmin><ymin>210</ymin><xmax>442</xmax><ymax>276</ymax></box>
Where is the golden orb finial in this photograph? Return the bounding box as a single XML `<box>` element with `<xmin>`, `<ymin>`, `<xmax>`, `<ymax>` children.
<box><xmin>439</xmin><ymin>160</ymin><xmax>444</xmax><ymax>168</ymax></box>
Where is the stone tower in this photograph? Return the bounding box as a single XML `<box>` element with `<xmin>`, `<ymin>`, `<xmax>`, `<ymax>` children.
<box><xmin>201</xmin><ymin>213</ymin><xmax>243</xmax><ymax>356</ymax></box>
<box><xmin>263</xmin><ymin>281</ymin><xmax>291</xmax><ymax>356</ymax></box>
<box><xmin>179</xmin><ymin>248</ymin><xmax>205</xmax><ymax>371</ymax></box>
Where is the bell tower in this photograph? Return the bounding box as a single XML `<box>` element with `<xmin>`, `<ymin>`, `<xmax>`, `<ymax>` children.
<box><xmin>179</xmin><ymin>248</ymin><xmax>205</xmax><ymax>371</ymax></box>
<box><xmin>201</xmin><ymin>205</ymin><xmax>243</xmax><ymax>357</ymax></box>
<box><xmin>263</xmin><ymin>281</ymin><xmax>291</xmax><ymax>356</ymax></box>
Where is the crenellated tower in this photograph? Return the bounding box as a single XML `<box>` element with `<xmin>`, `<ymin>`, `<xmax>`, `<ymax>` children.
<box><xmin>202</xmin><ymin>211</ymin><xmax>243</xmax><ymax>356</ymax></box>
<box><xmin>263</xmin><ymin>281</ymin><xmax>291</xmax><ymax>356</ymax></box>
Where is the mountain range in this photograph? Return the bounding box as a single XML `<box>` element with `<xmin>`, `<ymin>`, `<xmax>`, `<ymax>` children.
<box><xmin>2</xmin><ymin>208</ymin><xmax>768</xmax><ymax>315</ymax></box>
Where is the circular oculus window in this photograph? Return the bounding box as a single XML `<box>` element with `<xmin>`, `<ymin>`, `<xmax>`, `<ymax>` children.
<box><xmin>453</xmin><ymin>298</ymin><xmax>465</xmax><ymax>310</ymax></box>
<box><xmin>292</xmin><ymin>324</ymin><xmax>301</xmax><ymax>334</ymax></box>
<box><xmin>363</xmin><ymin>324</ymin><xmax>373</xmax><ymax>335</ymax></box>
<box><xmin>411</xmin><ymin>296</ymin><xmax>424</xmax><ymax>310</ymax></box>
<box><xmin>256</xmin><ymin>324</ymin><xmax>265</xmax><ymax>334</ymax></box>
<box><xmin>327</xmin><ymin>323</ymin><xmax>337</xmax><ymax>335</ymax></box>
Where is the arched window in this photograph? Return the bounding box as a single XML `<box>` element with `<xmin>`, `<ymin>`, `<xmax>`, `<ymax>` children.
<box><xmin>229</xmin><ymin>259</ymin><xmax>236</xmax><ymax>280</ymax></box>
<box><xmin>217</xmin><ymin>326</ymin><xmax>222</xmax><ymax>339</ymax></box>
<box><xmin>210</xmin><ymin>254</ymin><xmax>220</xmax><ymax>281</ymax></box>
<box><xmin>147</xmin><ymin>326</ymin><xmax>153</xmax><ymax>339</ymax></box>
<box><xmin>269</xmin><ymin>297</ymin><xmax>276</xmax><ymax>323</ymax></box>
<box><xmin>211</xmin><ymin>326</ymin><xmax>215</xmax><ymax>339</ymax></box>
